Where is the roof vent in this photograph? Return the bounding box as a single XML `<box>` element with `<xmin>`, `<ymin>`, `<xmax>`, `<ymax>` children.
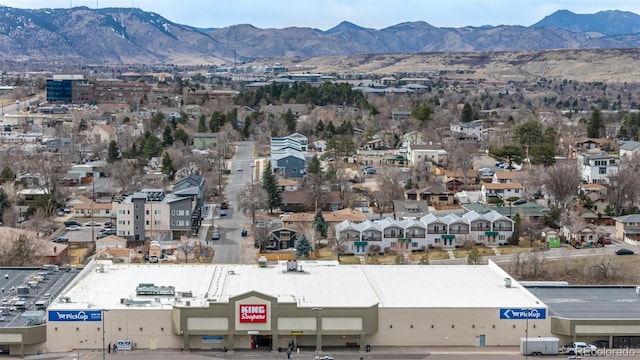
<box><xmin>504</xmin><ymin>278</ymin><xmax>512</xmax><ymax>288</ymax></box>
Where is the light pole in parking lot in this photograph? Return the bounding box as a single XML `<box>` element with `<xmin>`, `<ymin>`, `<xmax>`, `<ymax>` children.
<box><xmin>311</xmin><ymin>307</ymin><xmax>323</xmax><ymax>356</ymax></box>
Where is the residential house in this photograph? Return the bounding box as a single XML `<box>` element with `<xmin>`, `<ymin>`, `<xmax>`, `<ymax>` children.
<box><xmin>335</xmin><ymin>209</ymin><xmax>513</xmax><ymax>254</ymax></box>
<box><xmin>407</xmin><ymin>143</ymin><xmax>448</xmax><ymax>168</ymax></box>
<box><xmin>391</xmin><ymin>111</ymin><xmax>411</xmax><ymax>121</ymax></box>
<box><xmin>91</xmin><ymin>124</ymin><xmax>115</xmax><ymax>144</ymax></box>
<box><xmin>461</xmin><ymin>211</ymin><xmax>513</xmax><ymax>245</ymax></box>
<box><xmin>313</xmin><ymin>140</ymin><xmax>327</xmax><ymax>153</ymax></box>
<box><xmin>42</xmin><ymin>241</ymin><xmax>69</xmax><ymax>265</ymax></box>
<box><xmin>404</xmin><ymin>185</ymin><xmax>455</xmax><ymax>208</ymax></box>
<box><xmin>42</xmin><ymin>137</ymin><xmax>72</xmax><ymax>153</ymax></box>
<box><xmin>481</xmin><ymin>182</ymin><xmax>523</xmax><ymax>202</ymax></box>
<box><xmin>280</xmin><ymin>191</ymin><xmax>341</xmax><ymax>212</ymax></box>
<box><xmin>96</xmin><ymin>235</ymin><xmax>127</xmax><ymax>252</ymax></box>
<box><xmin>285</xmin><ymin>133</ymin><xmax>309</xmax><ymax>151</ymax></box>
<box><xmin>492</xmin><ymin>171</ymin><xmax>523</xmax><ymax>184</ymax></box>
<box><xmin>619</xmin><ymin>140</ymin><xmax>640</xmax><ymax>159</ymax></box>
<box><xmin>392</xmin><ymin>200</ymin><xmax>430</xmax><ymax>219</ymax></box>
<box><xmin>281</xmin><ymin>208</ymin><xmax>366</xmax><ymax>228</ymax></box>
<box><xmin>613</xmin><ymin>214</ymin><xmax>640</xmax><ymax>245</ymax></box>
<box><xmin>68</xmin><ymin>195</ymin><xmax>113</xmax><ymax>218</ymax></box>
<box><xmin>272</xmin><ymin>150</ymin><xmax>306</xmax><ymax>179</ymax></box>
<box><xmin>579</xmin><ymin>154</ymin><xmax>620</xmax><ymax>184</ymax></box>
<box><xmin>277</xmin><ymin>179</ymin><xmax>300</xmax><ymax>192</ymax></box>
<box><xmin>266</xmin><ymin>227</ymin><xmax>299</xmax><ymax>250</ymax></box>
<box><xmin>561</xmin><ymin>223</ymin><xmax>608</xmax><ymax>246</ymax></box>
<box><xmin>441</xmin><ymin>170</ymin><xmax>478</xmax><ymax>192</ymax></box>
<box><xmin>574</xmin><ymin>138</ymin><xmax>609</xmax><ymax>152</ymax></box>
<box><xmin>450</xmin><ymin>121</ymin><xmax>483</xmax><ymax>140</ymax></box>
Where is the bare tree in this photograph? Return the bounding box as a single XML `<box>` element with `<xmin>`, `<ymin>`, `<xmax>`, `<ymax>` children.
<box><xmin>110</xmin><ymin>159</ymin><xmax>144</xmax><ymax>193</ymax></box>
<box><xmin>374</xmin><ymin>167</ymin><xmax>403</xmax><ymax>217</ymax></box>
<box><xmin>236</xmin><ymin>181</ymin><xmax>268</xmax><ymax>224</ymax></box>
<box><xmin>585</xmin><ymin>255</ymin><xmax>618</xmax><ymax>282</ymax></box>
<box><xmin>543</xmin><ymin>162</ymin><xmax>581</xmax><ymax>209</ymax></box>
<box><xmin>328</xmin><ymin>226</ymin><xmax>346</xmax><ymax>262</ymax></box>
<box><xmin>605</xmin><ymin>168</ymin><xmax>638</xmax><ymax>216</ymax></box>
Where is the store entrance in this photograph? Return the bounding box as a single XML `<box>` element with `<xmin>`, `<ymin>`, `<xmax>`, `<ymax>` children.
<box><xmin>251</xmin><ymin>335</ymin><xmax>272</xmax><ymax>350</ymax></box>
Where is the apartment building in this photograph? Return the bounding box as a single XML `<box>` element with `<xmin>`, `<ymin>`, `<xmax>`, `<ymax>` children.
<box><xmin>335</xmin><ymin>210</ymin><xmax>513</xmax><ymax>254</ymax></box>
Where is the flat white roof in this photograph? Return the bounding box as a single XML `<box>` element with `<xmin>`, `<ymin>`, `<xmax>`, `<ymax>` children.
<box><xmin>50</xmin><ymin>261</ymin><xmax>544</xmax><ymax>311</ymax></box>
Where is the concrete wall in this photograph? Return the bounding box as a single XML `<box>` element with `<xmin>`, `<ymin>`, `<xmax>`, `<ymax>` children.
<box><xmin>368</xmin><ymin>308</ymin><xmax>550</xmax><ymax>347</ymax></box>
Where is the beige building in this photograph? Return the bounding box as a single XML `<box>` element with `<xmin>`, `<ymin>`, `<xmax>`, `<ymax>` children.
<box><xmin>45</xmin><ymin>260</ymin><xmax>549</xmax><ymax>353</ymax></box>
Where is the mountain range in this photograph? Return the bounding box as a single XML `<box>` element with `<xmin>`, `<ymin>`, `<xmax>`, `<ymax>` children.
<box><xmin>0</xmin><ymin>6</ymin><xmax>639</xmax><ymax>65</ymax></box>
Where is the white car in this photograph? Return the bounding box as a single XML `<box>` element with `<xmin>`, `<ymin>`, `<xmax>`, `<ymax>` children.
<box><xmin>400</xmin><ymin>167</ymin><xmax>410</xmax><ymax>173</ymax></box>
<box><xmin>65</xmin><ymin>225</ymin><xmax>81</xmax><ymax>231</ymax></box>
<box><xmin>236</xmin><ymin>165</ymin><xmax>243</xmax><ymax>171</ymax></box>
<box><xmin>85</xmin><ymin>221</ymin><xmax>102</xmax><ymax>227</ymax></box>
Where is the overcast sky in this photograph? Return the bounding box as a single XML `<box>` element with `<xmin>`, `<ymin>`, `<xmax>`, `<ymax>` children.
<box><xmin>1</xmin><ymin>0</ymin><xmax>639</xmax><ymax>30</ymax></box>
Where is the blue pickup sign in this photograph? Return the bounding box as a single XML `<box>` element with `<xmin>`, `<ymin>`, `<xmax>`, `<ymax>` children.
<box><xmin>500</xmin><ymin>308</ymin><xmax>546</xmax><ymax>320</ymax></box>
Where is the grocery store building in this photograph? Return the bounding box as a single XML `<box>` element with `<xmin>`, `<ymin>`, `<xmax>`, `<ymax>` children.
<box><xmin>44</xmin><ymin>260</ymin><xmax>549</xmax><ymax>353</ymax></box>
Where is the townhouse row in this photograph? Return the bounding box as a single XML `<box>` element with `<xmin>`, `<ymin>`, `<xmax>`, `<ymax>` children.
<box><xmin>335</xmin><ymin>210</ymin><xmax>514</xmax><ymax>254</ymax></box>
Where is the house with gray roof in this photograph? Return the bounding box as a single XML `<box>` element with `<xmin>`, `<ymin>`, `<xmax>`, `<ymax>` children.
<box><xmin>614</xmin><ymin>213</ymin><xmax>640</xmax><ymax>245</ymax></box>
<box><xmin>619</xmin><ymin>140</ymin><xmax>640</xmax><ymax>159</ymax></box>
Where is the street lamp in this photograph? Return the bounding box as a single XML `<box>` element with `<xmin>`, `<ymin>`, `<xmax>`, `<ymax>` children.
<box><xmin>311</xmin><ymin>307</ymin><xmax>323</xmax><ymax>356</ymax></box>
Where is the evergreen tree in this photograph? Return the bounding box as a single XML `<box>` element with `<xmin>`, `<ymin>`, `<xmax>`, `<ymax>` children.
<box><xmin>107</xmin><ymin>140</ymin><xmax>120</xmax><ymax>163</ymax></box>
<box><xmin>460</xmin><ymin>103</ymin><xmax>474</xmax><ymax>123</ymax></box>
<box><xmin>0</xmin><ymin>166</ymin><xmax>15</xmax><ymax>184</ymax></box>
<box><xmin>162</xmin><ymin>152</ymin><xmax>174</xmax><ymax>175</ymax></box>
<box><xmin>307</xmin><ymin>154</ymin><xmax>322</xmax><ymax>175</ymax></box>
<box><xmin>325</xmin><ymin>122</ymin><xmax>336</xmax><ymax>138</ymax></box>
<box><xmin>197</xmin><ymin>115</ymin><xmax>207</xmax><ymax>133</ymax></box>
<box><xmin>412</xmin><ymin>103</ymin><xmax>433</xmax><ymax>122</ymax></box>
<box><xmin>163</xmin><ymin>125</ymin><xmax>174</xmax><ymax>146</ymax></box>
<box><xmin>587</xmin><ymin>109</ymin><xmax>605</xmax><ymax>138</ymax></box>
<box><xmin>282</xmin><ymin>109</ymin><xmax>297</xmax><ymax>133</ymax></box>
<box><xmin>312</xmin><ymin>209</ymin><xmax>328</xmax><ymax>238</ymax></box>
<box><xmin>0</xmin><ymin>188</ymin><xmax>11</xmax><ymax>217</ymax></box>
<box><xmin>295</xmin><ymin>234</ymin><xmax>312</xmax><ymax>259</ymax></box>
<box><xmin>174</xmin><ymin>127</ymin><xmax>189</xmax><ymax>145</ymax></box>
<box><xmin>511</xmin><ymin>214</ymin><xmax>521</xmax><ymax>245</ymax></box>
<box><xmin>261</xmin><ymin>161</ymin><xmax>282</xmax><ymax>213</ymax></box>
<box><xmin>315</xmin><ymin>120</ymin><xmax>325</xmax><ymax>136</ymax></box>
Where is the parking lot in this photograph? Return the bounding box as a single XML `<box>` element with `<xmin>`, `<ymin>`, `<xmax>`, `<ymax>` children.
<box><xmin>55</xmin><ymin>220</ymin><xmax>113</xmax><ymax>243</ymax></box>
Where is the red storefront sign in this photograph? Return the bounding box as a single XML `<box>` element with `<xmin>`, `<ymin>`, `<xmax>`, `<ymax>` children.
<box><xmin>239</xmin><ymin>304</ymin><xmax>267</xmax><ymax>323</ymax></box>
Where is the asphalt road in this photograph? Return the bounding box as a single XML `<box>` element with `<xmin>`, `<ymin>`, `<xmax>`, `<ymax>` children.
<box><xmin>212</xmin><ymin>141</ymin><xmax>257</xmax><ymax>264</ymax></box>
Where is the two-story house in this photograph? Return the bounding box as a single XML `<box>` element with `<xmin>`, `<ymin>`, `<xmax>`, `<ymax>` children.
<box><xmin>614</xmin><ymin>214</ymin><xmax>640</xmax><ymax>245</ymax></box>
<box><xmin>481</xmin><ymin>182</ymin><xmax>523</xmax><ymax>202</ymax></box>
<box><xmin>450</xmin><ymin>121</ymin><xmax>483</xmax><ymax>140</ymax></box>
<box><xmin>579</xmin><ymin>154</ymin><xmax>620</xmax><ymax>184</ymax></box>
<box><xmin>407</xmin><ymin>143</ymin><xmax>448</xmax><ymax>169</ymax></box>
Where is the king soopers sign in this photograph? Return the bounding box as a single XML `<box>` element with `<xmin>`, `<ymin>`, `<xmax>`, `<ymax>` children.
<box><xmin>239</xmin><ymin>304</ymin><xmax>267</xmax><ymax>323</ymax></box>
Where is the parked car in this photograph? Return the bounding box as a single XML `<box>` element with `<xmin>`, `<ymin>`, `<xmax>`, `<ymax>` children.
<box><xmin>512</xmin><ymin>199</ymin><xmax>527</xmax><ymax>205</ymax></box>
<box><xmin>64</xmin><ymin>220</ymin><xmax>82</xmax><ymax>227</ymax></box>
<box><xmin>212</xmin><ymin>230</ymin><xmax>220</xmax><ymax>240</ymax></box>
<box><xmin>481</xmin><ymin>171</ymin><xmax>495</xmax><ymax>177</ymax></box>
<box><xmin>363</xmin><ymin>168</ymin><xmax>376</xmax><ymax>175</ymax></box>
<box><xmin>236</xmin><ymin>165</ymin><xmax>243</xmax><ymax>171</ymax></box>
<box><xmin>400</xmin><ymin>167</ymin><xmax>410</xmax><ymax>173</ymax></box>
<box><xmin>220</xmin><ymin>209</ymin><xmax>227</xmax><ymax>217</ymax></box>
<box><xmin>250</xmin><ymin>162</ymin><xmax>256</xmax><ymax>167</ymax></box>
<box><xmin>103</xmin><ymin>221</ymin><xmax>112</xmax><ymax>228</ymax></box>
<box><xmin>96</xmin><ymin>233</ymin><xmax>109</xmax><ymax>240</ymax></box>
<box><xmin>616</xmin><ymin>248</ymin><xmax>634</xmax><ymax>255</ymax></box>
<box><xmin>279</xmin><ymin>212</ymin><xmax>293</xmax><ymax>219</ymax></box>
<box><xmin>65</xmin><ymin>225</ymin><xmax>80</xmax><ymax>231</ymax></box>
<box><xmin>52</xmin><ymin>236</ymin><xmax>69</xmax><ymax>243</ymax></box>
<box><xmin>478</xmin><ymin>167</ymin><xmax>492</xmax><ymax>173</ymax></box>
<box><xmin>85</xmin><ymin>221</ymin><xmax>102</xmax><ymax>227</ymax></box>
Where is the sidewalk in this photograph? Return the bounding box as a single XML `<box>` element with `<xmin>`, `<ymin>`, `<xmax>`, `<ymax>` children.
<box><xmin>26</xmin><ymin>346</ymin><xmax>521</xmax><ymax>360</ymax></box>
